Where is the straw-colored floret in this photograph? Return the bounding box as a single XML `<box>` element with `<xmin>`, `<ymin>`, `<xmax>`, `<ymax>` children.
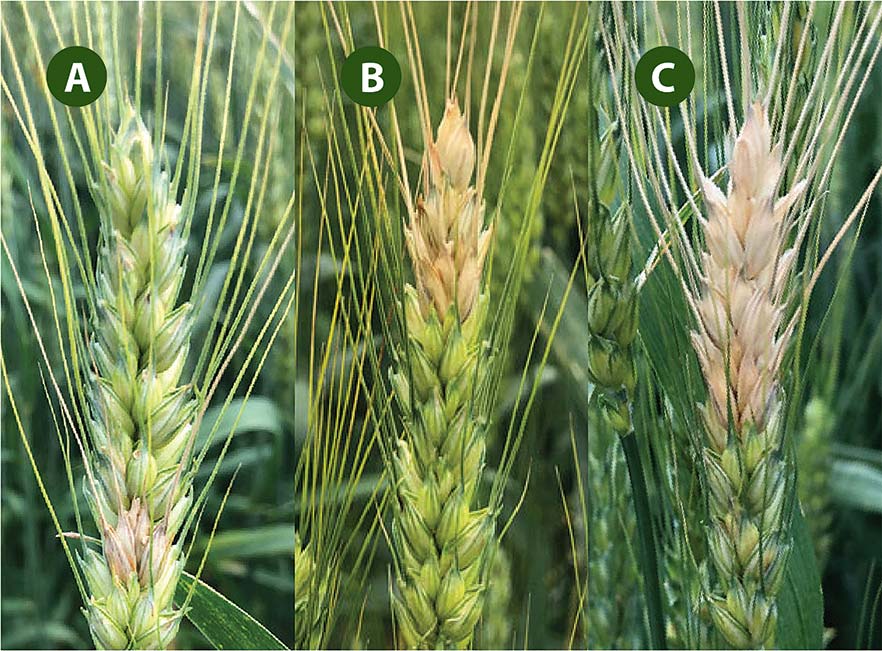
<box><xmin>80</xmin><ymin>109</ymin><xmax>195</xmax><ymax>650</ymax></box>
<box><xmin>390</xmin><ymin>100</ymin><xmax>495</xmax><ymax>649</ymax></box>
<box><xmin>405</xmin><ymin>102</ymin><xmax>492</xmax><ymax>321</ymax></box>
<box><xmin>692</xmin><ymin>102</ymin><xmax>805</xmax><ymax>649</ymax></box>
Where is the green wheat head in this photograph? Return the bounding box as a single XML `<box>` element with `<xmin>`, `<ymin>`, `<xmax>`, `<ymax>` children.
<box><xmin>80</xmin><ymin>108</ymin><xmax>195</xmax><ymax>650</ymax></box>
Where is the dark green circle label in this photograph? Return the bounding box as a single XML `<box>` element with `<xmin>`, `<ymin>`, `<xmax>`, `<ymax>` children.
<box><xmin>635</xmin><ymin>46</ymin><xmax>695</xmax><ymax>107</ymax></box>
<box><xmin>46</xmin><ymin>46</ymin><xmax>107</xmax><ymax>107</ymax></box>
<box><xmin>340</xmin><ymin>46</ymin><xmax>401</xmax><ymax>107</ymax></box>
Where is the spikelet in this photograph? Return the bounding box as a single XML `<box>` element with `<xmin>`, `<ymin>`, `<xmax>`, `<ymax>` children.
<box><xmin>691</xmin><ymin>102</ymin><xmax>806</xmax><ymax>648</ymax></box>
<box><xmin>294</xmin><ymin>531</ymin><xmax>326</xmax><ymax>649</ymax></box>
<box><xmin>584</xmin><ymin>118</ymin><xmax>638</xmax><ymax>434</ymax></box>
<box><xmin>80</xmin><ymin>108</ymin><xmax>195</xmax><ymax>650</ymax></box>
<box><xmin>583</xmin><ymin>439</ymin><xmax>644</xmax><ymax>648</ymax></box>
<box><xmin>390</xmin><ymin>100</ymin><xmax>494</xmax><ymax>649</ymax></box>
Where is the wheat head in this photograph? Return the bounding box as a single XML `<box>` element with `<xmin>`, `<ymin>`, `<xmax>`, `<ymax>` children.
<box><xmin>584</xmin><ymin>119</ymin><xmax>638</xmax><ymax>434</ymax></box>
<box><xmin>78</xmin><ymin>108</ymin><xmax>195</xmax><ymax>650</ymax></box>
<box><xmin>691</xmin><ymin>102</ymin><xmax>806</xmax><ymax>649</ymax></box>
<box><xmin>389</xmin><ymin>99</ymin><xmax>494</xmax><ymax>649</ymax></box>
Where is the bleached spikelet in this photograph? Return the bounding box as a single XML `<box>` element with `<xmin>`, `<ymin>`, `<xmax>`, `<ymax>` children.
<box><xmin>691</xmin><ymin>102</ymin><xmax>805</xmax><ymax>649</ymax></box>
<box><xmin>405</xmin><ymin>100</ymin><xmax>493</xmax><ymax>321</ymax></box>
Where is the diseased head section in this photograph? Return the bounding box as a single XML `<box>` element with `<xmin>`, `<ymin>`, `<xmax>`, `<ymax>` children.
<box><xmin>80</xmin><ymin>106</ymin><xmax>194</xmax><ymax>651</ymax></box>
<box><xmin>406</xmin><ymin>100</ymin><xmax>492</xmax><ymax>322</ymax></box>
<box><xmin>104</xmin><ymin>113</ymin><xmax>152</xmax><ymax>238</ymax></box>
<box><xmin>81</xmin><ymin>498</ymin><xmax>184</xmax><ymax>649</ymax></box>
<box><xmin>429</xmin><ymin>101</ymin><xmax>476</xmax><ymax>191</ymax></box>
<box><xmin>101</xmin><ymin>499</ymin><xmax>182</xmax><ymax>595</ymax></box>
<box><xmin>693</xmin><ymin>102</ymin><xmax>806</xmax><ymax>443</ymax></box>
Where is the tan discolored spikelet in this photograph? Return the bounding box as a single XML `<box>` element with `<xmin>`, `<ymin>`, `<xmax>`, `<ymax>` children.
<box><xmin>691</xmin><ymin>102</ymin><xmax>806</xmax><ymax>649</ymax></box>
<box><xmin>405</xmin><ymin>100</ymin><xmax>493</xmax><ymax>322</ymax></box>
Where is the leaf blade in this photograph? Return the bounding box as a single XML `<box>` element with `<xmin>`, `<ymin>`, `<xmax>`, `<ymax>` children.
<box><xmin>776</xmin><ymin>508</ymin><xmax>824</xmax><ymax>648</ymax></box>
<box><xmin>176</xmin><ymin>572</ymin><xmax>288</xmax><ymax>650</ymax></box>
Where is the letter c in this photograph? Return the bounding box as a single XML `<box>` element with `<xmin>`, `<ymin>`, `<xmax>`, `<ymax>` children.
<box><xmin>651</xmin><ymin>62</ymin><xmax>675</xmax><ymax>93</ymax></box>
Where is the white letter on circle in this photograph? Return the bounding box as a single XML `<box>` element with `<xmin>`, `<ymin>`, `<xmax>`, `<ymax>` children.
<box><xmin>65</xmin><ymin>62</ymin><xmax>91</xmax><ymax>93</ymax></box>
<box><xmin>362</xmin><ymin>63</ymin><xmax>384</xmax><ymax>93</ymax></box>
<box><xmin>651</xmin><ymin>62</ymin><xmax>675</xmax><ymax>93</ymax></box>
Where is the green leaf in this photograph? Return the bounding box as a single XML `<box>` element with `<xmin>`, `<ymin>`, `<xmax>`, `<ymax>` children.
<box><xmin>197</xmin><ymin>397</ymin><xmax>284</xmax><ymax>451</ymax></box>
<box><xmin>776</xmin><ymin>508</ymin><xmax>824</xmax><ymax>648</ymax></box>
<box><xmin>829</xmin><ymin>460</ymin><xmax>882</xmax><ymax>514</ymax></box>
<box><xmin>195</xmin><ymin>525</ymin><xmax>294</xmax><ymax>560</ymax></box>
<box><xmin>176</xmin><ymin>572</ymin><xmax>288</xmax><ymax>650</ymax></box>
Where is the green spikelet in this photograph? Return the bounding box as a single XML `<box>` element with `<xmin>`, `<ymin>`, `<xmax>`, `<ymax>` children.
<box><xmin>295</xmin><ymin>531</ymin><xmax>326</xmax><ymax>649</ymax></box>
<box><xmin>584</xmin><ymin>115</ymin><xmax>637</xmax><ymax>434</ymax></box>
<box><xmin>582</xmin><ymin>435</ymin><xmax>643</xmax><ymax>649</ymax></box>
<box><xmin>391</xmin><ymin>289</ymin><xmax>492</xmax><ymax>649</ymax></box>
<box><xmin>81</xmin><ymin>107</ymin><xmax>194</xmax><ymax>650</ymax></box>
<box><xmin>391</xmin><ymin>100</ymin><xmax>494</xmax><ymax>650</ymax></box>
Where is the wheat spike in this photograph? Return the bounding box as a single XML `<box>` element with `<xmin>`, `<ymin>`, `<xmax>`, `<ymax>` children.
<box><xmin>479</xmin><ymin>544</ymin><xmax>513</xmax><ymax>649</ymax></box>
<box><xmin>580</xmin><ymin>116</ymin><xmax>643</xmax><ymax>644</ymax></box>
<box><xmin>294</xmin><ymin>531</ymin><xmax>327</xmax><ymax>649</ymax></box>
<box><xmin>584</xmin><ymin>117</ymin><xmax>638</xmax><ymax>434</ymax></box>
<box><xmin>692</xmin><ymin>102</ymin><xmax>806</xmax><ymax>649</ymax></box>
<box><xmin>79</xmin><ymin>108</ymin><xmax>195</xmax><ymax>650</ymax></box>
<box><xmin>390</xmin><ymin>99</ymin><xmax>494</xmax><ymax>649</ymax></box>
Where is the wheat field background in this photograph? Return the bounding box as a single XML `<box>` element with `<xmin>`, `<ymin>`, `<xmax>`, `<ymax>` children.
<box><xmin>2</xmin><ymin>1</ymin><xmax>881</xmax><ymax>650</ymax></box>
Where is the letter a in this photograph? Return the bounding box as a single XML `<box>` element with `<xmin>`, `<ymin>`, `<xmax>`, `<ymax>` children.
<box><xmin>65</xmin><ymin>62</ymin><xmax>91</xmax><ymax>93</ymax></box>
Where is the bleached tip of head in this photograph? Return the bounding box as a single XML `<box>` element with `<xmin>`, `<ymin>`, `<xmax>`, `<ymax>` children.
<box><xmin>431</xmin><ymin>99</ymin><xmax>475</xmax><ymax>191</ymax></box>
<box><xmin>730</xmin><ymin>102</ymin><xmax>778</xmax><ymax>198</ymax></box>
<box><xmin>774</xmin><ymin>178</ymin><xmax>808</xmax><ymax>218</ymax></box>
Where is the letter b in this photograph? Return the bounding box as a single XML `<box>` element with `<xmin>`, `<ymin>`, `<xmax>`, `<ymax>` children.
<box><xmin>362</xmin><ymin>63</ymin><xmax>384</xmax><ymax>93</ymax></box>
